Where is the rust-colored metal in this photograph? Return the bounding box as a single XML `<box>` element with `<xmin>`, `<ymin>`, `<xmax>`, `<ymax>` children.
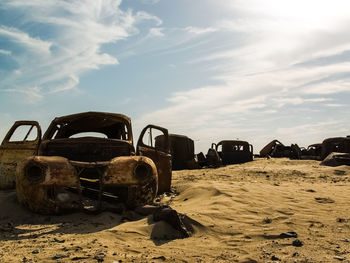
<box><xmin>214</xmin><ymin>140</ymin><xmax>253</xmax><ymax>165</ymax></box>
<box><xmin>0</xmin><ymin>121</ymin><xmax>41</xmax><ymax>190</ymax></box>
<box><xmin>16</xmin><ymin>155</ymin><xmax>158</xmax><ymax>214</ymax></box>
<box><xmin>16</xmin><ymin>156</ymin><xmax>80</xmax><ymax>214</ymax></box>
<box><xmin>321</xmin><ymin>152</ymin><xmax>350</xmax><ymax>167</ymax></box>
<box><xmin>300</xmin><ymin>143</ymin><xmax>322</xmax><ymax>160</ymax></box>
<box><xmin>260</xmin><ymin>140</ymin><xmax>284</xmax><ymax>157</ymax></box>
<box><xmin>260</xmin><ymin>139</ymin><xmax>300</xmax><ymax>159</ymax></box>
<box><xmin>1</xmin><ymin>112</ymin><xmax>170</xmax><ymax>214</ymax></box>
<box><xmin>137</xmin><ymin>125</ymin><xmax>172</xmax><ymax>194</ymax></box>
<box><xmin>321</xmin><ymin>137</ymin><xmax>350</xmax><ymax>160</ymax></box>
<box><xmin>155</xmin><ymin>134</ymin><xmax>198</xmax><ymax>170</ymax></box>
<box><xmin>205</xmin><ymin>148</ymin><xmax>222</xmax><ymax>168</ymax></box>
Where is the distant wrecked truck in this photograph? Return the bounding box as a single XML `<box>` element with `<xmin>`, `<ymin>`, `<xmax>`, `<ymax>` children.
<box><xmin>0</xmin><ymin>112</ymin><xmax>171</xmax><ymax>214</ymax></box>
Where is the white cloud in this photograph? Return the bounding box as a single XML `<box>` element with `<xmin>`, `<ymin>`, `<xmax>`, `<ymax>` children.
<box><xmin>272</xmin><ymin>97</ymin><xmax>331</xmax><ymax>108</ymax></box>
<box><xmin>148</xmin><ymin>27</ymin><xmax>164</xmax><ymax>37</ymax></box>
<box><xmin>0</xmin><ymin>0</ymin><xmax>161</xmax><ymax>102</ymax></box>
<box><xmin>3</xmin><ymin>86</ymin><xmax>43</xmax><ymax>104</ymax></box>
<box><xmin>184</xmin><ymin>26</ymin><xmax>218</xmax><ymax>35</ymax></box>
<box><xmin>326</xmin><ymin>103</ymin><xmax>345</xmax><ymax>107</ymax></box>
<box><xmin>275</xmin><ymin>120</ymin><xmax>345</xmax><ymax>140</ymax></box>
<box><xmin>0</xmin><ymin>49</ymin><xmax>11</xmax><ymax>55</ymax></box>
<box><xmin>140</xmin><ymin>0</ymin><xmax>160</xmax><ymax>4</ymax></box>
<box><xmin>0</xmin><ymin>26</ymin><xmax>52</xmax><ymax>54</ymax></box>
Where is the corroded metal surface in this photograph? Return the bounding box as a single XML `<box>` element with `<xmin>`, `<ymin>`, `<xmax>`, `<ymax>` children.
<box><xmin>321</xmin><ymin>137</ymin><xmax>350</xmax><ymax>160</ymax></box>
<box><xmin>155</xmin><ymin>134</ymin><xmax>196</xmax><ymax>170</ymax></box>
<box><xmin>16</xmin><ymin>155</ymin><xmax>158</xmax><ymax>214</ymax></box>
<box><xmin>137</xmin><ymin>146</ymin><xmax>171</xmax><ymax>194</ymax></box>
<box><xmin>321</xmin><ymin>152</ymin><xmax>350</xmax><ymax>166</ymax></box>
<box><xmin>2</xmin><ymin>112</ymin><xmax>171</xmax><ymax>213</ymax></box>
<box><xmin>260</xmin><ymin>140</ymin><xmax>284</xmax><ymax>157</ymax></box>
<box><xmin>204</xmin><ymin>148</ymin><xmax>222</xmax><ymax>168</ymax></box>
<box><xmin>300</xmin><ymin>143</ymin><xmax>322</xmax><ymax>160</ymax></box>
<box><xmin>16</xmin><ymin>156</ymin><xmax>80</xmax><ymax>214</ymax></box>
<box><xmin>137</xmin><ymin>125</ymin><xmax>172</xmax><ymax>194</ymax></box>
<box><xmin>215</xmin><ymin>140</ymin><xmax>253</xmax><ymax>165</ymax></box>
<box><xmin>260</xmin><ymin>140</ymin><xmax>300</xmax><ymax>159</ymax></box>
<box><xmin>0</xmin><ymin>121</ymin><xmax>41</xmax><ymax>190</ymax></box>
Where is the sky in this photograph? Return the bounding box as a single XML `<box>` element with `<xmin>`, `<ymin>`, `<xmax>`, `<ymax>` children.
<box><xmin>0</xmin><ymin>0</ymin><xmax>350</xmax><ymax>153</ymax></box>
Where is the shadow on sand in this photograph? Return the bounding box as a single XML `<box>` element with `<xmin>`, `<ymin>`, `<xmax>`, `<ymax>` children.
<box><xmin>0</xmin><ymin>191</ymin><xmax>204</xmax><ymax>246</ymax></box>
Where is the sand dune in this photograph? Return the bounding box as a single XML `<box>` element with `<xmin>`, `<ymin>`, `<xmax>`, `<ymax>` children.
<box><xmin>0</xmin><ymin>158</ymin><xmax>349</xmax><ymax>262</ymax></box>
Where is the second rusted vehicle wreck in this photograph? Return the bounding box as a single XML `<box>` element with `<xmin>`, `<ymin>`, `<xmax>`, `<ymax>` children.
<box><xmin>1</xmin><ymin>112</ymin><xmax>172</xmax><ymax>214</ymax></box>
<box><xmin>155</xmin><ymin>134</ymin><xmax>199</xmax><ymax>170</ymax></box>
<box><xmin>259</xmin><ymin>140</ymin><xmax>301</xmax><ymax>159</ymax></box>
<box><xmin>213</xmin><ymin>140</ymin><xmax>254</xmax><ymax>165</ymax></box>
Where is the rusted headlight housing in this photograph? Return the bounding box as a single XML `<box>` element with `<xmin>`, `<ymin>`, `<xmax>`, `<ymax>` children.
<box><xmin>134</xmin><ymin>162</ymin><xmax>152</xmax><ymax>180</ymax></box>
<box><xmin>25</xmin><ymin>163</ymin><xmax>46</xmax><ymax>183</ymax></box>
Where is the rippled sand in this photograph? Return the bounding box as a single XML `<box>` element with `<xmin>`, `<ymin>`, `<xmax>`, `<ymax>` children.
<box><xmin>0</xmin><ymin>158</ymin><xmax>349</xmax><ymax>262</ymax></box>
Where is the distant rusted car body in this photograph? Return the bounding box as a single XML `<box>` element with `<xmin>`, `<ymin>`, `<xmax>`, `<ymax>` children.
<box><xmin>155</xmin><ymin>134</ymin><xmax>198</xmax><ymax>170</ymax></box>
<box><xmin>321</xmin><ymin>137</ymin><xmax>350</xmax><ymax>160</ymax></box>
<box><xmin>260</xmin><ymin>140</ymin><xmax>300</xmax><ymax>159</ymax></box>
<box><xmin>300</xmin><ymin>143</ymin><xmax>322</xmax><ymax>160</ymax></box>
<box><xmin>0</xmin><ymin>112</ymin><xmax>171</xmax><ymax>214</ymax></box>
<box><xmin>213</xmin><ymin>140</ymin><xmax>253</xmax><ymax>165</ymax></box>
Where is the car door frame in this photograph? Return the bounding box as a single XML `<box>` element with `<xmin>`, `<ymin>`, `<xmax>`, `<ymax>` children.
<box><xmin>136</xmin><ymin>124</ymin><xmax>172</xmax><ymax>194</ymax></box>
<box><xmin>0</xmin><ymin>121</ymin><xmax>42</xmax><ymax>189</ymax></box>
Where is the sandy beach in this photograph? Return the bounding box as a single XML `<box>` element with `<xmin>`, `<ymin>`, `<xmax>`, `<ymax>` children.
<box><xmin>0</xmin><ymin>158</ymin><xmax>349</xmax><ymax>262</ymax></box>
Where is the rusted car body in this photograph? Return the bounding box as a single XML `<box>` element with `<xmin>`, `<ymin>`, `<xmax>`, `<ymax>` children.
<box><xmin>0</xmin><ymin>112</ymin><xmax>171</xmax><ymax>214</ymax></box>
<box><xmin>321</xmin><ymin>137</ymin><xmax>350</xmax><ymax>160</ymax></box>
<box><xmin>260</xmin><ymin>140</ymin><xmax>300</xmax><ymax>159</ymax></box>
<box><xmin>260</xmin><ymin>140</ymin><xmax>288</xmax><ymax>157</ymax></box>
<box><xmin>212</xmin><ymin>140</ymin><xmax>253</xmax><ymax>165</ymax></box>
<box><xmin>300</xmin><ymin>143</ymin><xmax>322</xmax><ymax>160</ymax></box>
<box><xmin>155</xmin><ymin>134</ymin><xmax>198</xmax><ymax>170</ymax></box>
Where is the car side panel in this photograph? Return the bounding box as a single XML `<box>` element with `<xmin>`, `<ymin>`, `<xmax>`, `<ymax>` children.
<box><xmin>0</xmin><ymin>121</ymin><xmax>41</xmax><ymax>189</ymax></box>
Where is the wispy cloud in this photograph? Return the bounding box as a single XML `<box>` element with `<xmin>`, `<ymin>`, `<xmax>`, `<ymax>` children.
<box><xmin>0</xmin><ymin>0</ymin><xmax>161</xmax><ymax>102</ymax></box>
<box><xmin>140</xmin><ymin>0</ymin><xmax>161</xmax><ymax>5</ymax></box>
<box><xmin>0</xmin><ymin>26</ymin><xmax>52</xmax><ymax>54</ymax></box>
<box><xmin>184</xmin><ymin>26</ymin><xmax>218</xmax><ymax>35</ymax></box>
<box><xmin>0</xmin><ymin>49</ymin><xmax>12</xmax><ymax>55</ymax></box>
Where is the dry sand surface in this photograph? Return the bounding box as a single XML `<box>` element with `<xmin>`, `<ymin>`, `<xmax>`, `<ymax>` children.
<box><xmin>0</xmin><ymin>158</ymin><xmax>350</xmax><ymax>262</ymax></box>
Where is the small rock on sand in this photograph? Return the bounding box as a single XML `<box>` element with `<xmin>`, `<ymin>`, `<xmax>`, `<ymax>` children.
<box><xmin>292</xmin><ymin>239</ymin><xmax>303</xmax><ymax>247</ymax></box>
<box><xmin>315</xmin><ymin>197</ymin><xmax>335</xmax><ymax>203</ymax></box>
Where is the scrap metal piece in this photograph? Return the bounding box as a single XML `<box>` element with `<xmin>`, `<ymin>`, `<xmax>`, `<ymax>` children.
<box><xmin>260</xmin><ymin>140</ymin><xmax>300</xmax><ymax>159</ymax></box>
<box><xmin>321</xmin><ymin>152</ymin><xmax>350</xmax><ymax>167</ymax></box>
<box><xmin>260</xmin><ymin>140</ymin><xmax>286</xmax><ymax>157</ymax></box>
<box><xmin>153</xmin><ymin>206</ymin><xmax>191</xmax><ymax>238</ymax></box>
<box><xmin>205</xmin><ymin>148</ymin><xmax>222</xmax><ymax>168</ymax></box>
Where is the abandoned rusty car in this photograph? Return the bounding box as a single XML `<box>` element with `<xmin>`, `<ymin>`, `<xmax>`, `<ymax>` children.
<box><xmin>0</xmin><ymin>112</ymin><xmax>172</xmax><ymax>214</ymax></box>
<box><xmin>213</xmin><ymin>140</ymin><xmax>254</xmax><ymax>165</ymax></box>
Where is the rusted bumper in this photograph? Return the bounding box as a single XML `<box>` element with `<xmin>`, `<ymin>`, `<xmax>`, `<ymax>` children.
<box><xmin>16</xmin><ymin>156</ymin><xmax>158</xmax><ymax>214</ymax></box>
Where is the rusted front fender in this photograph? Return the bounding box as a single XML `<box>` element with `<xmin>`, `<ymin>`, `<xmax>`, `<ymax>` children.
<box><xmin>16</xmin><ymin>156</ymin><xmax>80</xmax><ymax>214</ymax></box>
<box><xmin>103</xmin><ymin>156</ymin><xmax>158</xmax><ymax>207</ymax></box>
<box><xmin>16</xmin><ymin>156</ymin><xmax>158</xmax><ymax>214</ymax></box>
